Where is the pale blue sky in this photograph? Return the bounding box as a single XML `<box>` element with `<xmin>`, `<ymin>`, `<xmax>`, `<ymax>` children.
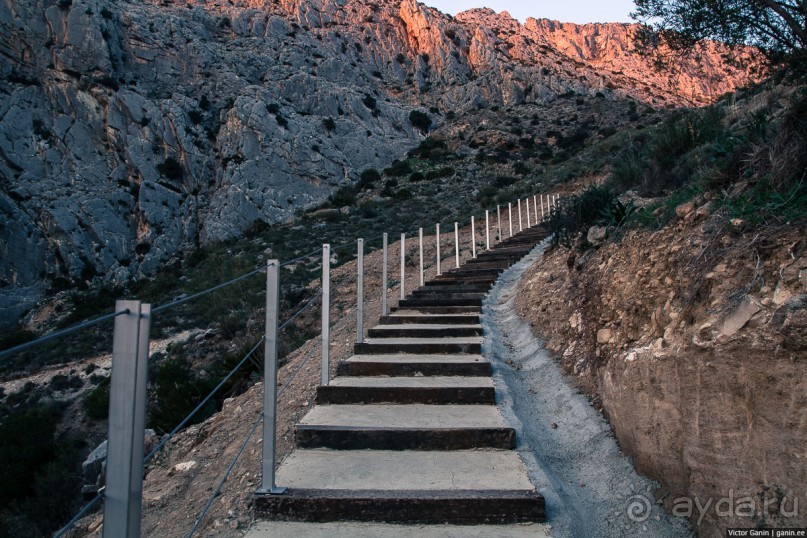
<box><xmin>422</xmin><ymin>0</ymin><xmax>637</xmax><ymax>24</ymax></box>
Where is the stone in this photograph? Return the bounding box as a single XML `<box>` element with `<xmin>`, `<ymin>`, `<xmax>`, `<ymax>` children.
<box><xmin>675</xmin><ymin>201</ymin><xmax>696</xmax><ymax>218</ymax></box>
<box><xmin>169</xmin><ymin>460</ymin><xmax>198</xmax><ymax>475</ymax></box>
<box><xmin>718</xmin><ymin>298</ymin><xmax>761</xmax><ymax>340</ymax></box>
<box><xmin>597</xmin><ymin>328</ymin><xmax>613</xmax><ymax>344</ymax></box>
<box><xmin>587</xmin><ymin>225</ymin><xmax>607</xmax><ymax>246</ymax></box>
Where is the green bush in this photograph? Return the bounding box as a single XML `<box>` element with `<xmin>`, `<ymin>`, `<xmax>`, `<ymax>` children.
<box><xmin>83</xmin><ymin>378</ymin><xmax>110</xmax><ymax>420</ymax></box>
<box><xmin>358</xmin><ymin>168</ymin><xmax>381</xmax><ymax>189</ymax></box>
<box><xmin>148</xmin><ymin>358</ymin><xmax>216</xmax><ymax>434</ymax></box>
<box><xmin>330</xmin><ymin>186</ymin><xmax>357</xmax><ymax>207</ymax></box>
<box><xmin>409</xmin><ymin>110</ymin><xmax>432</xmax><ymax>132</ymax></box>
<box><xmin>323</xmin><ymin>117</ymin><xmax>336</xmax><ymax>132</ymax></box>
<box><xmin>384</xmin><ymin>160</ymin><xmax>412</xmax><ymax>177</ymax></box>
<box><xmin>545</xmin><ymin>185</ymin><xmax>617</xmax><ymax>246</ymax></box>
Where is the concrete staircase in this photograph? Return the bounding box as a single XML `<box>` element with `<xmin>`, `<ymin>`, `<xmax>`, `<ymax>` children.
<box><xmin>254</xmin><ymin>227</ymin><xmax>547</xmax><ymax>525</ymax></box>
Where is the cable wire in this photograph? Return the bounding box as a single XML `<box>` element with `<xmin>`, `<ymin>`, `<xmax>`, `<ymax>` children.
<box><xmin>52</xmin><ymin>492</ymin><xmax>102</xmax><ymax>538</ymax></box>
<box><xmin>152</xmin><ymin>266</ymin><xmax>265</xmax><ymax>314</ymax></box>
<box><xmin>0</xmin><ymin>309</ymin><xmax>129</xmax><ymax>360</ymax></box>
<box><xmin>187</xmin><ymin>339</ymin><xmax>321</xmax><ymax>537</ymax></box>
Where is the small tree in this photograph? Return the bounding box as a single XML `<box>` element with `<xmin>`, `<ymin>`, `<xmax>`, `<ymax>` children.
<box><xmin>409</xmin><ymin>110</ymin><xmax>432</xmax><ymax>133</ymax></box>
<box><xmin>632</xmin><ymin>0</ymin><xmax>806</xmax><ymax>70</ymax></box>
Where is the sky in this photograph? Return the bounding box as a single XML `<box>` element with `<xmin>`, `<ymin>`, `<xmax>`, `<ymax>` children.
<box><xmin>422</xmin><ymin>0</ymin><xmax>637</xmax><ymax>25</ymax></box>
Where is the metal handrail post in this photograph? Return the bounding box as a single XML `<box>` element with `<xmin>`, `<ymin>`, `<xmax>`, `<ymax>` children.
<box><xmin>518</xmin><ymin>199</ymin><xmax>523</xmax><ymax>232</ymax></box>
<box><xmin>508</xmin><ymin>203</ymin><xmax>513</xmax><ymax>237</ymax></box>
<box><xmin>400</xmin><ymin>233</ymin><xmax>406</xmax><ymax>300</ymax></box>
<box><xmin>471</xmin><ymin>217</ymin><xmax>476</xmax><ymax>258</ymax></box>
<box><xmin>497</xmin><ymin>205</ymin><xmax>502</xmax><ymax>242</ymax></box>
<box><xmin>321</xmin><ymin>245</ymin><xmax>330</xmax><ymax>385</ymax></box>
<box><xmin>381</xmin><ymin>234</ymin><xmax>388</xmax><ymax>316</ymax></box>
<box><xmin>258</xmin><ymin>261</ymin><xmax>286</xmax><ymax>495</ymax></box>
<box><xmin>357</xmin><ymin>239</ymin><xmax>364</xmax><ymax>344</ymax></box>
<box><xmin>526</xmin><ymin>198</ymin><xmax>531</xmax><ymax>228</ymax></box>
<box><xmin>454</xmin><ymin>222</ymin><xmax>460</xmax><ymax>268</ymax></box>
<box><xmin>418</xmin><ymin>227</ymin><xmax>424</xmax><ymax>286</ymax></box>
<box><xmin>485</xmin><ymin>210</ymin><xmax>490</xmax><ymax>250</ymax></box>
<box><xmin>436</xmin><ymin>224</ymin><xmax>441</xmax><ymax>276</ymax></box>
<box><xmin>104</xmin><ymin>300</ymin><xmax>151</xmax><ymax>538</ymax></box>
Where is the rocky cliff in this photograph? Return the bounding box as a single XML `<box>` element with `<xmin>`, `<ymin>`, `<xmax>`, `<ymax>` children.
<box><xmin>0</xmin><ymin>0</ymin><xmax>755</xmax><ymax>328</ymax></box>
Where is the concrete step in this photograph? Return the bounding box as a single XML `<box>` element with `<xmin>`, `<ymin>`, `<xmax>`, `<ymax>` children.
<box><xmin>397</xmin><ymin>298</ymin><xmax>483</xmax><ymax>308</ymax></box>
<box><xmin>389</xmin><ymin>305</ymin><xmax>481</xmax><ymax>314</ymax></box>
<box><xmin>336</xmin><ymin>354</ymin><xmax>490</xmax><ymax>377</ymax></box>
<box><xmin>254</xmin><ymin>449</ymin><xmax>545</xmax><ymax>524</ymax></box>
<box><xmin>354</xmin><ymin>336</ymin><xmax>482</xmax><ymax>355</ymax></box>
<box><xmin>411</xmin><ymin>286</ymin><xmax>490</xmax><ymax>295</ymax></box>
<box><xmin>367</xmin><ymin>324</ymin><xmax>483</xmax><ymax>338</ymax></box>
<box><xmin>295</xmin><ymin>405</ymin><xmax>515</xmax><ymax>450</ymax></box>
<box><xmin>409</xmin><ymin>290</ymin><xmax>487</xmax><ymax>299</ymax></box>
<box><xmin>316</xmin><ymin>376</ymin><xmax>494</xmax><ymax>404</ymax></box>
<box><xmin>379</xmin><ymin>312</ymin><xmax>481</xmax><ymax>325</ymax></box>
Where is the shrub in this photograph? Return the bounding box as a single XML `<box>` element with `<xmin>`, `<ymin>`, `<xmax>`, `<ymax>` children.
<box><xmin>157</xmin><ymin>157</ymin><xmax>183</xmax><ymax>180</ymax></box>
<box><xmin>323</xmin><ymin>117</ymin><xmax>336</xmax><ymax>132</ymax></box>
<box><xmin>545</xmin><ymin>185</ymin><xmax>617</xmax><ymax>247</ymax></box>
<box><xmin>408</xmin><ymin>137</ymin><xmax>448</xmax><ymax>160</ymax></box>
<box><xmin>330</xmin><ymin>186</ymin><xmax>357</xmax><ymax>207</ymax></box>
<box><xmin>84</xmin><ymin>378</ymin><xmax>110</xmax><ymax>420</ymax></box>
<box><xmin>409</xmin><ymin>110</ymin><xmax>432</xmax><ymax>132</ymax></box>
<box><xmin>188</xmin><ymin>109</ymin><xmax>203</xmax><ymax>125</ymax></box>
<box><xmin>409</xmin><ymin>172</ymin><xmax>425</xmax><ymax>182</ymax></box>
<box><xmin>358</xmin><ymin>168</ymin><xmax>381</xmax><ymax>189</ymax></box>
<box><xmin>384</xmin><ymin>160</ymin><xmax>412</xmax><ymax>177</ymax></box>
<box><xmin>362</xmin><ymin>94</ymin><xmax>377</xmax><ymax>110</ymax></box>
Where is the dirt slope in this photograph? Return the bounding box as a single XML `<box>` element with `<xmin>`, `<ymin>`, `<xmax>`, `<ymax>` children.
<box><xmin>515</xmin><ymin>204</ymin><xmax>806</xmax><ymax>535</ymax></box>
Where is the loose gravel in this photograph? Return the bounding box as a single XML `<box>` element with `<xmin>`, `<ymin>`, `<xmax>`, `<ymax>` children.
<box><xmin>482</xmin><ymin>242</ymin><xmax>693</xmax><ymax>538</ymax></box>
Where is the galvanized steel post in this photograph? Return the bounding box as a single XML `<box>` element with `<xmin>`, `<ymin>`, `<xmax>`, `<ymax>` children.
<box><xmin>526</xmin><ymin>197</ymin><xmax>531</xmax><ymax>228</ymax></box>
<box><xmin>419</xmin><ymin>227</ymin><xmax>424</xmax><ymax>286</ymax></box>
<box><xmin>533</xmin><ymin>194</ymin><xmax>539</xmax><ymax>223</ymax></box>
<box><xmin>258</xmin><ymin>260</ymin><xmax>286</xmax><ymax>496</ymax></box>
<box><xmin>381</xmin><ymin>234</ymin><xmax>388</xmax><ymax>316</ymax></box>
<box><xmin>400</xmin><ymin>233</ymin><xmax>406</xmax><ymax>300</ymax></box>
<box><xmin>485</xmin><ymin>210</ymin><xmax>490</xmax><ymax>250</ymax></box>
<box><xmin>321</xmin><ymin>245</ymin><xmax>330</xmax><ymax>384</ymax></box>
<box><xmin>454</xmin><ymin>222</ymin><xmax>460</xmax><ymax>268</ymax></box>
<box><xmin>518</xmin><ymin>199</ymin><xmax>523</xmax><ymax>232</ymax></box>
<box><xmin>357</xmin><ymin>239</ymin><xmax>364</xmax><ymax>344</ymax></box>
<box><xmin>471</xmin><ymin>216</ymin><xmax>476</xmax><ymax>258</ymax></box>
<box><xmin>497</xmin><ymin>205</ymin><xmax>502</xmax><ymax>242</ymax></box>
<box><xmin>104</xmin><ymin>300</ymin><xmax>151</xmax><ymax>538</ymax></box>
<box><xmin>540</xmin><ymin>196</ymin><xmax>545</xmax><ymax>221</ymax></box>
<box><xmin>436</xmin><ymin>224</ymin><xmax>441</xmax><ymax>276</ymax></box>
<box><xmin>508</xmin><ymin>203</ymin><xmax>513</xmax><ymax>237</ymax></box>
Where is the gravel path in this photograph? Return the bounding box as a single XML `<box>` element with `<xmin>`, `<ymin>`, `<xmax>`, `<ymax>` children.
<box><xmin>482</xmin><ymin>242</ymin><xmax>693</xmax><ymax>538</ymax></box>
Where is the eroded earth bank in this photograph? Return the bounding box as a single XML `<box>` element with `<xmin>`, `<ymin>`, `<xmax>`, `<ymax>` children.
<box><xmin>514</xmin><ymin>207</ymin><xmax>806</xmax><ymax>536</ymax></box>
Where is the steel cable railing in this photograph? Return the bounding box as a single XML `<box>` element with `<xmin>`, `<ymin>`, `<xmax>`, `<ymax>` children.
<box><xmin>0</xmin><ymin>309</ymin><xmax>130</xmax><ymax>360</ymax></box>
<box><xmin>40</xmin><ymin>189</ymin><xmax>560</xmax><ymax>538</ymax></box>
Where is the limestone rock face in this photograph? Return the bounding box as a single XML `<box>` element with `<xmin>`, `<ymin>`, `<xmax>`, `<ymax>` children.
<box><xmin>0</xmin><ymin>0</ymin><xmax>754</xmax><ymax>328</ymax></box>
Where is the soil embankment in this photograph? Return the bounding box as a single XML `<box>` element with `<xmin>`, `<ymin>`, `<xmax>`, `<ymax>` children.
<box><xmin>515</xmin><ymin>209</ymin><xmax>806</xmax><ymax>535</ymax></box>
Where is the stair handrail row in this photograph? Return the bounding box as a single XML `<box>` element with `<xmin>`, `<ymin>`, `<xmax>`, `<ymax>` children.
<box><xmin>42</xmin><ymin>191</ymin><xmax>561</xmax><ymax>537</ymax></box>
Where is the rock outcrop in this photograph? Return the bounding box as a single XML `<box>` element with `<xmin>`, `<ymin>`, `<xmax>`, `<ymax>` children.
<box><xmin>0</xmin><ymin>0</ymin><xmax>756</xmax><ymax>328</ymax></box>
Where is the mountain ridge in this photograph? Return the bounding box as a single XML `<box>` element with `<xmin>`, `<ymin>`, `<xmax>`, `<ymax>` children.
<box><xmin>0</xmin><ymin>0</ymin><xmax>756</xmax><ymax>329</ymax></box>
